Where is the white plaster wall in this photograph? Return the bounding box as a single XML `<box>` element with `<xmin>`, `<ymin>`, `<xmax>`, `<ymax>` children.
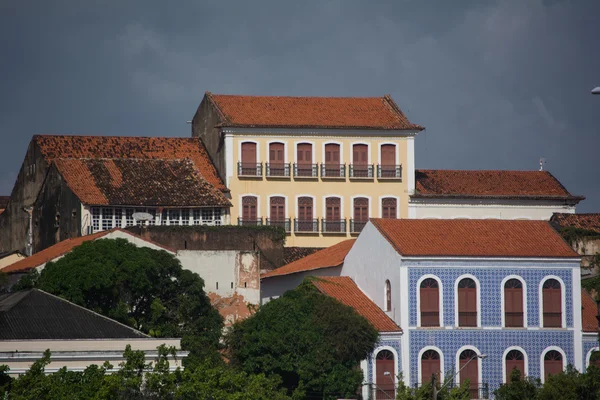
<box><xmin>260</xmin><ymin>266</ymin><xmax>342</xmax><ymax>304</ymax></box>
<box><xmin>104</xmin><ymin>230</ymin><xmax>175</xmax><ymax>253</ymax></box>
<box><xmin>341</xmin><ymin>222</ymin><xmax>404</xmax><ymax>325</ymax></box>
<box><xmin>177</xmin><ymin>250</ymin><xmax>239</xmax><ymax>297</ymax></box>
<box><xmin>409</xmin><ymin>201</ymin><xmax>576</xmax><ymax>220</ymax></box>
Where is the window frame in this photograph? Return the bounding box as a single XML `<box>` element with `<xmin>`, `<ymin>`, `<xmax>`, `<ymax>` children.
<box><xmin>418</xmin><ymin>346</ymin><xmax>445</xmax><ymax>385</ymax></box>
<box><xmin>539</xmin><ymin>276</ymin><xmax>566</xmax><ymax>329</ymax></box>
<box><xmin>454</xmin><ymin>274</ymin><xmax>481</xmax><ymax>328</ymax></box>
<box><xmin>540</xmin><ymin>347</ymin><xmax>566</xmax><ymax>383</ymax></box>
<box><xmin>501</xmin><ymin>275</ymin><xmax>527</xmax><ymax>328</ymax></box>
<box><xmin>417</xmin><ymin>275</ymin><xmax>444</xmax><ymax>327</ymax></box>
<box><xmin>502</xmin><ymin>346</ymin><xmax>529</xmax><ymax>383</ymax></box>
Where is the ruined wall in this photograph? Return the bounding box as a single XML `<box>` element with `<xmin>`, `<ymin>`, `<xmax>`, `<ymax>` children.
<box><xmin>33</xmin><ymin>165</ymin><xmax>82</xmax><ymax>253</ymax></box>
<box><xmin>191</xmin><ymin>96</ymin><xmax>226</xmax><ymax>184</ymax></box>
<box><xmin>0</xmin><ymin>140</ymin><xmax>50</xmax><ymax>254</ymax></box>
<box><xmin>177</xmin><ymin>249</ymin><xmax>260</xmax><ymax>327</ymax></box>
<box><xmin>126</xmin><ymin>225</ymin><xmax>286</xmax><ymax>270</ymax></box>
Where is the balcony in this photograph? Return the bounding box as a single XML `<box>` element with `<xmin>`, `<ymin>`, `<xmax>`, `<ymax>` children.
<box><xmin>237</xmin><ymin>217</ymin><xmax>263</xmax><ymax>226</ymax></box>
<box><xmin>320</xmin><ymin>163</ymin><xmax>346</xmax><ymax>179</ymax></box>
<box><xmin>266</xmin><ymin>218</ymin><xmax>291</xmax><ymax>232</ymax></box>
<box><xmin>349</xmin><ymin>164</ymin><xmax>374</xmax><ymax>178</ymax></box>
<box><xmin>294</xmin><ymin>218</ymin><xmax>319</xmax><ymax>233</ymax></box>
<box><xmin>293</xmin><ymin>163</ymin><xmax>318</xmax><ymax>178</ymax></box>
<box><xmin>377</xmin><ymin>164</ymin><xmax>402</xmax><ymax>179</ymax></box>
<box><xmin>350</xmin><ymin>219</ymin><xmax>368</xmax><ymax>234</ymax></box>
<box><xmin>321</xmin><ymin>219</ymin><xmax>347</xmax><ymax>233</ymax></box>
<box><xmin>266</xmin><ymin>163</ymin><xmax>290</xmax><ymax>177</ymax></box>
<box><xmin>238</xmin><ymin>162</ymin><xmax>263</xmax><ymax>177</ymax></box>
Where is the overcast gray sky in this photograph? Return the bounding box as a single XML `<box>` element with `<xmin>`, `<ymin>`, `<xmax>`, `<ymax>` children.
<box><xmin>1</xmin><ymin>0</ymin><xmax>599</xmax><ymax>211</ymax></box>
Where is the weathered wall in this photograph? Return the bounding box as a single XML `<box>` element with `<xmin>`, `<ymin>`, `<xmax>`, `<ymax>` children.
<box><xmin>33</xmin><ymin>165</ymin><xmax>82</xmax><ymax>253</ymax></box>
<box><xmin>177</xmin><ymin>249</ymin><xmax>260</xmax><ymax>327</ymax></box>
<box><xmin>0</xmin><ymin>140</ymin><xmax>49</xmax><ymax>254</ymax></box>
<box><xmin>260</xmin><ymin>266</ymin><xmax>342</xmax><ymax>304</ymax></box>
<box><xmin>126</xmin><ymin>225</ymin><xmax>286</xmax><ymax>270</ymax></box>
<box><xmin>572</xmin><ymin>237</ymin><xmax>600</xmax><ymax>274</ymax></box>
<box><xmin>191</xmin><ymin>96</ymin><xmax>226</xmax><ymax>184</ymax></box>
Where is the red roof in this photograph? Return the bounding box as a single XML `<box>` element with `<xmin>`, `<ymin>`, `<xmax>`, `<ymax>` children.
<box><xmin>582</xmin><ymin>289</ymin><xmax>598</xmax><ymax>333</ymax></box>
<box><xmin>262</xmin><ymin>239</ymin><xmax>355</xmax><ymax>279</ymax></box>
<box><xmin>34</xmin><ymin>135</ymin><xmax>225</xmax><ymax>191</ymax></box>
<box><xmin>551</xmin><ymin>213</ymin><xmax>600</xmax><ymax>235</ymax></box>
<box><xmin>370</xmin><ymin>219</ymin><xmax>579</xmax><ymax>258</ymax></box>
<box><xmin>2</xmin><ymin>229</ymin><xmax>175</xmax><ymax>274</ymax></box>
<box><xmin>52</xmin><ymin>158</ymin><xmax>230</xmax><ymax>207</ymax></box>
<box><xmin>206</xmin><ymin>92</ymin><xmax>423</xmax><ymax>130</ymax></box>
<box><xmin>414</xmin><ymin>170</ymin><xmax>583</xmax><ymax>201</ymax></box>
<box><xmin>311</xmin><ymin>276</ymin><xmax>401</xmax><ymax>332</ymax></box>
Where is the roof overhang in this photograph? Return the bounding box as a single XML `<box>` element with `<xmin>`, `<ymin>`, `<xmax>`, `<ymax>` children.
<box><xmin>220</xmin><ymin>127</ymin><xmax>422</xmax><ymax>137</ymax></box>
<box><xmin>398</xmin><ymin>255</ymin><xmax>582</xmax><ymax>264</ymax></box>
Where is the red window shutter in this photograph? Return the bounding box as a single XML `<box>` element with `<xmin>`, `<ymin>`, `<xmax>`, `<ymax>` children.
<box><xmin>382</xmin><ymin>198</ymin><xmax>397</xmax><ymax>219</ymax></box>
<box><xmin>505</xmin><ymin>351</ymin><xmax>525</xmax><ymax>382</ymax></box>
<box><xmin>269</xmin><ymin>143</ymin><xmax>284</xmax><ymax>164</ymax></box>
<box><xmin>543</xmin><ymin>280</ymin><xmax>562</xmax><ymax>328</ymax></box>
<box><xmin>375</xmin><ymin>351</ymin><xmax>395</xmax><ymax>399</ymax></box>
<box><xmin>297</xmin><ymin>143</ymin><xmax>312</xmax><ymax>165</ymax></box>
<box><xmin>242</xmin><ymin>196</ymin><xmax>257</xmax><ymax>220</ymax></box>
<box><xmin>354</xmin><ymin>197</ymin><xmax>369</xmax><ymax>221</ymax></box>
<box><xmin>298</xmin><ymin>197</ymin><xmax>313</xmax><ymax>221</ymax></box>
<box><xmin>325</xmin><ymin>197</ymin><xmax>340</xmax><ymax>220</ymax></box>
<box><xmin>270</xmin><ymin>197</ymin><xmax>284</xmax><ymax>221</ymax></box>
<box><xmin>353</xmin><ymin>144</ymin><xmax>368</xmax><ymax>165</ymax></box>
<box><xmin>504</xmin><ymin>279</ymin><xmax>524</xmax><ymax>327</ymax></box>
<box><xmin>325</xmin><ymin>144</ymin><xmax>340</xmax><ymax>165</ymax></box>
<box><xmin>544</xmin><ymin>351</ymin><xmax>563</xmax><ymax>380</ymax></box>
<box><xmin>420</xmin><ymin>279</ymin><xmax>440</xmax><ymax>327</ymax></box>
<box><xmin>458</xmin><ymin>279</ymin><xmax>477</xmax><ymax>327</ymax></box>
<box><xmin>381</xmin><ymin>144</ymin><xmax>396</xmax><ymax>165</ymax></box>
<box><xmin>421</xmin><ymin>351</ymin><xmax>441</xmax><ymax>385</ymax></box>
<box><xmin>459</xmin><ymin>351</ymin><xmax>479</xmax><ymax>396</ymax></box>
<box><xmin>241</xmin><ymin>142</ymin><xmax>257</xmax><ymax>164</ymax></box>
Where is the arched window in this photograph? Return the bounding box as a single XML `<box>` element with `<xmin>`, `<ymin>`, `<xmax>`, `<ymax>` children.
<box><xmin>352</xmin><ymin>197</ymin><xmax>369</xmax><ymax>233</ymax></box>
<box><xmin>240</xmin><ymin>142</ymin><xmax>258</xmax><ymax>175</ymax></box>
<box><xmin>296</xmin><ymin>196</ymin><xmax>314</xmax><ymax>232</ymax></box>
<box><xmin>296</xmin><ymin>143</ymin><xmax>313</xmax><ymax>176</ymax></box>
<box><xmin>421</xmin><ymin>350</ymin><xmax>441</xmax><ymax>385</ymax></box>
<box><xmin>379</xmin><ymin>144</ymin><xmax>397</xmax><ymax>178</ymax></box>
<box><xmin>324</xmin><ymin>143</ymin><xmax>341</xmax><ymax>177</ymax></box>
<box><xmin>381</xmin><ymin>197</ymin><xmax>397</xmax><ymax>219</ymax></box>
<box><xmin>542</xmin><ymin>279</ymin><xmax>562</xmax><ymax>328</ymax></box>
<box><xmin>504</xmin><ymin>279</ymin><xmax>524</xmax><ymax>327</ymax></box>
<box><xmin>375</xmin><ymin>350</ymin><xmax>395</xmax><ymax>399</ymax></box>
<box><xmin>269</xmin><ymin>196</ymin><xmax>285</xmax><ymax>229</ymax></box>
<box><xmin>268</xmin><ymin>142</ymin><xmax>285</xmax><ymax>176</ymax></box>
<box><xmin>590</xmin><ymin>350</ymin><xmax>600</xmax><ymax>368</ymax></box>
<box><xmin>544</xmin><ymin>350</ymin><xmax>563</xmax><ymax>380</ymax></box>
<box><xmin>241</xmin><ymin>196</ymin><xmax>258</xmax><ymax>225</ymax></box>
<box><xmin>385</xmin><ymin>280</ymin><xmax>392</xmax><ymax>312</ymax></box>
<box><xmin>459</xmin><ymin>350</ymin><xmax>479</xmax><ymax>399</ymax></box>
<box><xmin>420</xmin><ymin>278</ymin><xmax>440</xmax><ymax>327</ymax></box>
<box><xmin>458</xmin><ymin>278</ymin><xmax>477</xmax><ymax>327</ymax></box>
<box><xmin>505</xmin><ymin>350</ymin><xmax>525</xmax><ymax>382</ymax></box>
<box><xmin>352</xmin><ymin>144</ymin><xmax>369</xmax><ymax>177</ymax></box>
<box><xmin>324</xmin><ymin>197</ymin><xmax>342</xmax><ymax>232</ymax></box>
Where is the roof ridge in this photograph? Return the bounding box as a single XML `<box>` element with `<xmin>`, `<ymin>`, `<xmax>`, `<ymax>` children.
<box><xmin>34</xmin><ymin>134</ymin><xmax>198</xmax><ymax>140</ymax></box>
<box><xmin>0</xmin><ymin>290</ymin><xmax>32</xmax><ymax>313</ymax></box>
<box><xmin>210</xmin><ymin>93</ymin><xmax>389</xmax><ymax>100</ymax></box>
<box><xmin>205</xmin><ymin>91</ymin><xmax>230</xmax><ymax>124</ymax></box>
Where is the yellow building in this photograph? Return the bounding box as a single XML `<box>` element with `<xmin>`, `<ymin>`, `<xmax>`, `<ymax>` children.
<box><xmin>192</xmin><ymin>92</ymin><xmax>423</xmax><ymax>247</ymax></box>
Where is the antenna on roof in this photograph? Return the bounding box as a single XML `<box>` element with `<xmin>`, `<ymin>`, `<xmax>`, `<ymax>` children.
<box><xmin>539</xmin><ymin>158</ymin><xmax>546</xmax><ymax>171</ymax></box>
<box><xmin>132</xmin><ymin>212</ymin><xmax>153</xmax><ymax>226</ymax></box>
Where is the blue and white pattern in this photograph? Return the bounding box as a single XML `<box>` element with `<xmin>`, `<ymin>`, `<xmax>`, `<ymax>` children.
<box><xmin>367</xmin><ymin>337</ymin><xmax>402</xmax><ymax>384</ymax></box>
<box><xmin>582</xmin><ymin>335</ymin><xmax>599</xmax><ymax>370</ymax></box>
<box><xmin>409</xmin><ymin>329</ymin><xmax>574</xmax><ymax>393</ymax></box>
<box><xmin>408</xmin><ymin>266</ymin><xmax>573</xmax><ymax>328</ymax></box>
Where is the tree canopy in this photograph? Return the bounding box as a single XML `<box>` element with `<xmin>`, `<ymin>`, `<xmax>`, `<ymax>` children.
<box><xmin>15</xmin><ymin>238</ymin><xmax>223</xmax><ymax>363</ymax></box>
<box><xmin>225</xmin><ymin>278</ymin><xmax>379</xmax><ymax>399</ymax></box>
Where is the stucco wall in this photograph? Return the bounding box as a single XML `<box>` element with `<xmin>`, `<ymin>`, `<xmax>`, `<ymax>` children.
<box><xmin>260</xmin><ymin>266</ymin><xmax>342</xmax><ymax>304</ymax></box>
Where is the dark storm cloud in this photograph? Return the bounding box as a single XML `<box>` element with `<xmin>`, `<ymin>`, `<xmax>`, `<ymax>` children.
<box><xmin>1</xmin><ymin>0</ymin><xmax>599</xmax><ymax>210</ymax></box>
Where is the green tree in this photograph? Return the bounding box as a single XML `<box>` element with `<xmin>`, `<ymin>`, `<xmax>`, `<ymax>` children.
<box><xmin>537</xmin><ymin>365</ymin><xmax>581</xmax><ymax>400</ymax></box>
<box><xmin>494</xmin><ymin>368</ymin><xmax>540</xmax><ymax>400</ymax></box>
<box><xmin>225</xmin><ymin>278</ymin><xmax>379</xmax><ymax>399</ymax></box>
<box><xmin>19</xmin><ymin>238</ymin><xmax>223</xmax><ymax>362</ymax></box>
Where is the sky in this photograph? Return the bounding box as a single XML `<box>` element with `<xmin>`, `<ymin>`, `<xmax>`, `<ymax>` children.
<box><xmin>1</xmin><ymin>0</ymin><xmax>599</xmax><ymax>211</ymax></box>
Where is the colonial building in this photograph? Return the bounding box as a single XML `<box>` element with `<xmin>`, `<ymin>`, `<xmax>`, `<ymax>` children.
<box><xmin>192</xmin><ymin>92</ymin><xmax>424</xmax><ymax>247</ymax></box>
<box><xmin>409</xmin><ymin>170</ymin><xmax>584</xmax><ymax>220</ymax></box>
<box><xmin>550</xmin><ymin>213</ymin><xmax>600</xmax><ymax>274</ymax></box>
<box><xmin>0</xmin><ymin>135</ymin><xmax>230</xmax><ymax>255</ymax></box>
<box><xmin>262</xmin><ymin>219</ymin><xmax>586</xmax><ymax>398</ymax></box>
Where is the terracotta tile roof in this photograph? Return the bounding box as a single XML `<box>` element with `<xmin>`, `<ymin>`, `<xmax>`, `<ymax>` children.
<box><xmin>52</xmin><ymin>158</ymin><xmax>230</xmax><ymax>207</ymax></box>
<box><xmin>550</xmin><ymin>213</ymin><xmax>600</xmax><ymax>235</ymax></box>
<box><xmin>34</xmin><ymin>135</ymin><xmax>226</xmax><ymax>191</ymax></box>
<box><xmin>370</xmin><ymin>219</ymin><xmax>579</xmax><ymax>258</ymax></box>
<box><xmin>262</xmin><ymin>239</ymin><xmax>355</xmax><ymax>279</ymax></box>
<box><xmin>582</xmin><ymin>289</ymin><xmax>598</xmax><ymax>333</ymax></box>
<box><xmin>311</xmin><ymin>276</ymin><xmax>401</xmax><ymax>332</ymax></box>
<box><xmin>282</xmin><ymin>247</ymin><xmax>325</xmax><ymax>265</ymax></box>
<box><xmin>206</xmin><ymin>92</ymin><xmax>423</xmax><ymax>131</ymax></box>
<box><xmin>2</xmin><ymin>229</ymin><xmax>175</xmax><ymax>274</ymax></box>
<box><xmin>414</xmin><ymin>170</ymin><xmax>583</xmax><ymax>201</ymax></box>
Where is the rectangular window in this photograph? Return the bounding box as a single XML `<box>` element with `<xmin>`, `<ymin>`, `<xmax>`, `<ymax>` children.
<box><xmin>193</xmin><ymin>209</ymin><xmax>202</xmax><ymax>225</ymax></box>
<box><xmin>214</xmin><ymin>209</ymin><xmax>222</xmax><ymax>225</ymax></box>
<box><xmin>181</xmin><ymin>209</ymin><xmax>190</xmax><ymax>226</ymax></box>
<box><xmin>202</xmin><ymin>209</ymin><xmax>215</xmax><ymax>225</ymax></box>
<box><xmin>102</xmin><ymin>208</ymin><xmax>113</xmax><ymax>231</ymax></box>
<box><xmin>147</xmin><ymin>209</ymin><xmax>156</xmax><ymax>226</ymax></box>
<box><xmin>125</xmin><ymin>209</ymin><xmax>134</xmax><ymax>227</ymax></box>
<box><xmin>161</xmin><ymin>210</ymin><xmax>168</xmax><ymax>225</ymax></box>
<box><xmin>169</xmin><ymin>209</ymin><xmax>180</xmax><ymax>226</ymax></box>
<box><xmin>114</xmin><ymin>208</ymin><xmax>123</xmax><ymax>228</ymax></box>
<box><xmin>92</xmin><ymin>207</ymin><xmax>100</xmax><ymax>232</ymax></box>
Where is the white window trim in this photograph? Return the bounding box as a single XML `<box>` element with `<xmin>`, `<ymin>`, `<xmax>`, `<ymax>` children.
<box><xmin>418</xmin><ymin>346</ymin><xmax>445</xmax><ymax>385</ymax></box>
<box><xmin>239</xmin><ymin>194</ymin><xmax>261</xmax><ymax>219</ymax></box>
<box><xmin>267</xmin><ymin>194</ymin><xmax>288</xmax><ymax>220</ymax></box>
<box><xmin>416</xmin><ymin>274</ymin><xmax>444</xmax><ymax>328</ymax></box>
<box><xmin>540</xmin><ymin>346</ymin><xmax>567</xmax><ymax>383</ymax></box>
<box><xmin>455</xmin><ymin>345</ymin><xmax>483</xmax><ymax>389</ymax></box>
<box><xmin>266</xmin><ymin>140</ymin><xmax>288</xmax><ymax>163</ymax></box>
<box><xmin>294</xmin><ymin>141</ymin><xmax>316</xmax><ymax>164</ymax></box>
<box><xmin>238</xmin><ymin>140</ymin><xmax>260</xmax><ymax>162</ymax></box>
<box><xmin>586</xmin><ymin>346</ymin><xmax>599</xmax><ymax>368</ymax></box>
<box><xmin>454</xmin><ymin>274</ymin><xmax>482</xmax><ymax>328</ymax></box>
<box><xmin>500</xmin><ymin>275</ymin><xmax>528</xmax><ymax>328</ymax></box>
<box><xmin>322</xmin><ymin>195</ymin><xmax>344</xmax><ymax>219</ymax></box>
<box><xmin>372</xmin><ymin>346</ymin><xmax>399</xmax><ymax>391</ymax></box>
<box><xmin>322</xmin><ymin>141</ymin><xmax>344</xmax><ymax>164</ymax></box>
<box><xmin>350</xmin><ymin>195</ymin><xmax>372</xmax><ymax>220</ymax></box>
<box><xmin>350</xmin><ymin>141</ymin><xmax>371</xmax><ymax>164</ymax></box>
<box><xmin>295</xmin><ymin>194</ymin><xmax>316</xmax><ymax>219</ymax></box>
<box><xmin>377</xmin><ymin>142</ymin><xmax>399</xmax><ymax>166</ymax></box>
<box><xmin>502</xmin><ymin>346</ymin><xmax>529</xmax><ymax>383</ymax></box>
<box><xmin>378</xmin><ymin>195</ymin><xmax>400</xmax><ymax>218</ymax></box>
<box><xmin>538</xmin><ymin>275</ymin><xmax>567</xmax><ymax>328</ymax></box>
